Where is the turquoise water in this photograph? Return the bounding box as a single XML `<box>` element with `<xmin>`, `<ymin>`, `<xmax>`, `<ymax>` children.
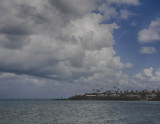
<box><xmin>0</xmin><ymin>100</ymin><xmax>160</xmax><ymax>124</ymax></box>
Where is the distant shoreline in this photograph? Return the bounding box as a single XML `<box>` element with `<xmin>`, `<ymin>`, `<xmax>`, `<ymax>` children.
<box><xmin>68</xmin><ymin>89</ymin><xmax>160</xmax><ymax>101</ymax></box>
<box><xmin>1</xmin><ymin>98</ymin><xmax>160</xmax><ymax>102</ymax></box>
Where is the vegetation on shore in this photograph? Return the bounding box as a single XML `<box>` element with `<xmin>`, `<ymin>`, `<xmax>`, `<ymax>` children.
<box><xmin>68</xmin><ymin>88</ymin><xmax>160</xmax><ymax>101</ymax></box>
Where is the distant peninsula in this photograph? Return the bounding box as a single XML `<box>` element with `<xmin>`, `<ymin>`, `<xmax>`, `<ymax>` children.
<box><xmin>68</xmin><ymin>89</ymin><xmax>160</xmax><ymax>101</ymax></box>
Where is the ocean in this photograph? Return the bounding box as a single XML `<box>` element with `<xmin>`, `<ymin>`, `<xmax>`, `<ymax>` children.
<box><xmin>0</xmin><ymin>100</ymin><xmax>160</xmax><ymax>124</ymax></box>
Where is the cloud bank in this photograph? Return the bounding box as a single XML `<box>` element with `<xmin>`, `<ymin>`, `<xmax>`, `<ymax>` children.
<box><xmin>0</xmin><ymin>0</ymin><xmax>132</xmax><ymax>80</ymax></box>
<box><xmin>1</xmin><ymin>0</ymin><xmax>159</xmax><ymax>98</ymax></box>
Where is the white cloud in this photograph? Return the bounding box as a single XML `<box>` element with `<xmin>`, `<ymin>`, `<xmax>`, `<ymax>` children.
<box><xmin>97</xmin><ymin>0</ymin><xmax>140</xmax><ymax>20</ymax></box>
<box><xmin>135</xmin><ymin>67</ymin><xmax>160</xmax><ymax>83</ymax></box>
<box><xmin>143</xmin><ymin>67</ymin><xmax>153</xmax><ymax>77</ymax></box>
<box><xmin>140</xmin><ymin>46</ymin><xmax>157</xmax><ymax>54</ymax></box>
<box><xmin>138</xmin><ymin>18</ymin><xmax>160</xmax><ymax>43</ymax></box>
<box><xmin>62</xmin><ymin>14</ymin><xmax>119</xmax><ymax>50</ymax></box>
<box><xmin>120</xmin><ymin>9</ymin><xmax>135</xmax><ymax>19</ymax></box>
<box><xmin>1</xmin><ymin>72</ymin><xmax>16</xmax><ymax>77</ymax></box>
<box><xmin>107</xmin><ymin>0</ymin><xmax>140</xmax><ymax>5</ymax></box>
<box><xmin>0</xmin><ymin>4</ymin><xmax>133</xmax><ymax>87</ymax></box>
<box><xmin>98</xmin><ymin>3</ymin><xmax>117</xmax><ymax>20</ymax></box>
<box><xmin>130</xmin><ymin>22</ymin><xmax>137</xmax><ymax>26</ymax></box>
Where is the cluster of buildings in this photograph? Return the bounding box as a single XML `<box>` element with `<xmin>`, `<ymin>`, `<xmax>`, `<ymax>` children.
<box><xmin>73</xmin><ymin>89</ymin><xmax>160</xmax><ymax>101</ymax></box>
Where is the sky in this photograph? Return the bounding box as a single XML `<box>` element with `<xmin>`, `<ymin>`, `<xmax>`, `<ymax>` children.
<box><xmin>0</xmin><ymin>0</ymin><xmax>160</xmax><ymax>98</ymax></box>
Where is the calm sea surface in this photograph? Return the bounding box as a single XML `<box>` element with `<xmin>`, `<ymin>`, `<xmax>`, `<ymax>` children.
<box><xmin>0</xmin><ymin>100</ymin><xmax>160</xmax><ymax>124</ymax></box>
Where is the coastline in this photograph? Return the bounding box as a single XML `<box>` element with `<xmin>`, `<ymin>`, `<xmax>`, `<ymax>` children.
<box><xmin>67</xmin><ymin>89</ymin><xmax>160</xmax><ymax>101</ymax></box>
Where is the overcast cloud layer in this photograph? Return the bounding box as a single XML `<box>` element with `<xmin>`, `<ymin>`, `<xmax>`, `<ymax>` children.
<box><xmin>0</xmin><ymin>0</ymin><xmax>160</xmax><ymax>98</ymax></box>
